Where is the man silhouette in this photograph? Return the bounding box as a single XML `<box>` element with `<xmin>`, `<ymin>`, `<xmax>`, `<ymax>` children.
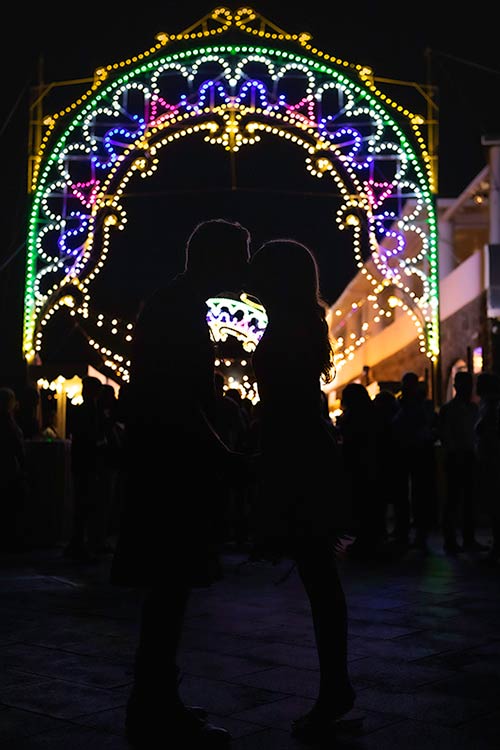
<box><xmin>391</xmin><ymin>371</ymin><xmax>438</xmax><ymax>551</ymax></box>
<box><xmin>111</xmin><ymin>218</ymin><xmax>251</xmax><ymax>747</ymax></box>
<box><xmin>438</xmin><ymin>370</ymin><xmax>480</xmax><ymax>554</ymax></box>
<box><xmin>65</xmin><ymin>375</ymin><xmax>105</xmax><ymax>561</ymax></box>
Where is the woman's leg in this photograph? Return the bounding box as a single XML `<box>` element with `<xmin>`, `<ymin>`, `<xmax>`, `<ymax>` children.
<box><xmin>293</xmin><ymin>539</ymin><xmax>355</xmax><ymax>713</ymax></box>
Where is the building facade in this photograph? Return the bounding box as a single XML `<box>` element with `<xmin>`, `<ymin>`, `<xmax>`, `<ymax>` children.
<box><xmin>325</xmin><ymin>146</ymin><xmax>500</xmax><ymax>409</ymax></box>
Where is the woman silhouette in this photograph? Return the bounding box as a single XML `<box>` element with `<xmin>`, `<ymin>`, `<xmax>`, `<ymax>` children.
<box><xmin>247</xmin><ymin>238</ymin><xmax>356</xmax><ymax>743</ymax></box>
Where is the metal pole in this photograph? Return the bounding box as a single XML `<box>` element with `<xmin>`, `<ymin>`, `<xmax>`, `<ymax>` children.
<box><xmin>488</xmin><ymin>143</ymin><xmax>500</xmax><ymax>245</ymax></box>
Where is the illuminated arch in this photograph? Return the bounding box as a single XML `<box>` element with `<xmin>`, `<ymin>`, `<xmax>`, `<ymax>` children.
<box><xmin>24</xmin><ymin>6</ymin><xmax>439</xmax><ymax>384</ymax></box>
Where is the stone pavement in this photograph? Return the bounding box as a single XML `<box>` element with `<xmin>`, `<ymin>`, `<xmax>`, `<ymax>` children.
<box><xmin>0</xmin><ymin>531</ymin><xmax>499</xmax><ymax>749</ymax></box>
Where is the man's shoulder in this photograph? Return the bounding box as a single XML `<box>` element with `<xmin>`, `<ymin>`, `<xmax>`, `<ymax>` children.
<box><xmin>440</xmin><ymin>397</ymin><xmax>478</xmax><ymax>414</ymax></box>
<box><xmin>135</xmin><ymin>276</ymin><xmax>188</xmax><ymax>329</ymax></box>
<box><xmin>142</xmin><ymin>275</ymin><xmax>184</xmax><ymax>309</ymax></box>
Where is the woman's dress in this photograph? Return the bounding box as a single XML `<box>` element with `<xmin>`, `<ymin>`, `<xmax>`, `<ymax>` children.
<box><xmin>251</xmin><ymin>324</ymin><xmax>347</xmax><ymax>556</ymax></box>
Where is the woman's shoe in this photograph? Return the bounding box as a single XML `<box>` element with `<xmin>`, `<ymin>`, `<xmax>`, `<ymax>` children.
<box><xmin>291</xmin><ymin>691</ymin><xmax>356</xmax><ymax>743</ymax></box>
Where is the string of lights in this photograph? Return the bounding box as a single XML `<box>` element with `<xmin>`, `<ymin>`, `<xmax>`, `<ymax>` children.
<box><xmin>24</xmin><ymin>6</ymin><xmax>440</xmax><ymax>394</ymax></box>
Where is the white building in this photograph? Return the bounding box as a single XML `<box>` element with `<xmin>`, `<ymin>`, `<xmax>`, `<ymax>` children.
<box><xmin>325</xmin><ymin>139</ymin><xmax>500</xmax><ymax>408</ymax></box>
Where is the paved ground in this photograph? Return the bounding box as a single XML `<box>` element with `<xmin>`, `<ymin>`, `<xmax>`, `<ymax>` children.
<box><xmin>0</xmin><ymin>530</ymin><xmax>499</xmax><ymax>749</ymax></box>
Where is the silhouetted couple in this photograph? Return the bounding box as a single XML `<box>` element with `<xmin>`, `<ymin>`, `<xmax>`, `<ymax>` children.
<box><xmin>111</xmin><ymin>219</ymin><xmax>355</xmax><ymax>747</ymax></box>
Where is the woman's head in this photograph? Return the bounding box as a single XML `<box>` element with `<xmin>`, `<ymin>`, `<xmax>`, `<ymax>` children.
<box><xmin>185</xmin><ymin>218</ymin><xmax>251</xmax><ymax>296</ymax></box>
<box><xmin>247</xmin><ymin>238</ymin><xmax>322</xmax><ymax>310</ymax></box>
<box><xmin>341</xmin><ymin>382</ymin><xmax>372</xmax><ymax>412</ymax></box>
<box><xmin>248</xmin><ymin>238</ymin><xmax>335</xmax><ymax>383</ymax></box>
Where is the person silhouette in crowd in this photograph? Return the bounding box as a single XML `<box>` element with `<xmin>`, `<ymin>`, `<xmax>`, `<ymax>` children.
<box><xmin>15</xmin><ymin>384</ymin><xmax>41</xmax><ymax>440</ymax></box>
<box><xmin>474</xmin><ymin>371</ymin><xmax>500</xmax><ymax>564</ymax></box>
<box><xmin>97</xmin><ymin>384</ymin><xmax>124</xmax><ymax>550</ymax></box>
<box><xmin>246</xmin><ymin>238</ymin><xmax>356</xmax><ymax>744</ymax></box>
<box><xmin>438</xmin><ymin>370</ymin><xmax>483</xmax><ymax>555</ymax></box>
<box><xmin>41</xmin><ymin>403</ymin><xmax>60</xmax><ymax>440</ymax></box>
<box><xmin>0</xmin><ymin>386</ymin><xmax>28</xmax><ymax>553</ymax></box>
<box><xmin>372</xmin><ymin>388</ymin><xmax>399</xmax><ymax>549</ymax></box>
<box><xmin>213</xmin><ymin>373</ymin><xmax>250</xmax><ymax>548</ymax></box>
<box><xmin>320</xmin><ymin>390</ymin><xmax>342</xmax><ymax>442</ymax></box>
<box><xmin>391</xmin><ymin>371</ymin><xmax>438</xmax><ymax>552</ymax></box>
<box><xmin>65</xmin><ymin>375</ymin><xmax>107</xmax><ymax>561</ymax></box>
<box><xmin>213</xmin><ymin>373</ymin><xmax>246</xmax><ymax>450</ymax></box>
<box><xmin>110</xmin><ymin>218</ymin><xmax>251</xmax><ymax>748</ymax></box>
<box><xmin>228</xmin><ymin>389</ymin><xmax>261</xmax><ymax>550</ymax></box>
<box><xmin>111</xmin><ymin>381</ymin><xmax>130</xmax><ymax>528</ymax></box>
<box><xmin>336</xmin><ymin>382</ymin><xmax>382</xmax><ymax>560</ymax></box>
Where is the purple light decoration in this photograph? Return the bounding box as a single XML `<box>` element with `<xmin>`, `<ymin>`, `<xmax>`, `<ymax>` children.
<box><xmin>181</xmin><ymin>81</ymin><xmax>227</xmax><ymax>112</ymax></box>
<box><xmin>319</xmin><ymin>122</ymin><xmax>373</xmax><ymax>170</ymax></box>
<box><xmin>235</xmin><ymin>79</ymin><xmax>282</xmax><ymax>109</ymax></box>
<box><xmin>58</xmin><ymin>212</ymin><xmax>89</xmax><ymax>260</ymax></box>
<box><xmin>91</xmin><ymin>115</ymin><xmax>146</xmax><ymax>170</ymax></box>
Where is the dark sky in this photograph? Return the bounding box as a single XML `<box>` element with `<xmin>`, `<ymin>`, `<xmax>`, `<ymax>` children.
<box><xmin>1</xmin><ymin>2</ymin><xmax>500</xmax><ymax>368</ymax></box>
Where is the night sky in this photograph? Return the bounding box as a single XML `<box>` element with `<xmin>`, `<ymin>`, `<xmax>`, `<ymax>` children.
<box><xmin>1</xmin><ymin>2</ymin><xmax>499</xmax><ymax>370</ymax></box>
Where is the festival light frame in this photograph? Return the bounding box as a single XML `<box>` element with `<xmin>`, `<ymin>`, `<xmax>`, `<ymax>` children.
<box><xmin>24</xmin><ymin>6</ymin><xmax>439</xmax><ymax>387</ymax></box>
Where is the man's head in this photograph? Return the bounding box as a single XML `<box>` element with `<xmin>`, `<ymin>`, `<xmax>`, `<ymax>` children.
<box><xmin>81</xmin><ymin>376</ymin><xmax>102</xmax><ymax>403</ymax></box>
<box><xmin>185</xmin><ymin>218</ymin><xmax>251</xmax><ymax>296</ymax></box>
<box><xmin>453</xmin><ymin>370</ymin><xmax>473</xmax><ymax>399</ymax></box>
<box><xmin>476</xmin><ymin>371</ymin><xmax>500</xmax><ymax>399</ymax></box>
<box><xmin>401</xmin><ymin>371</ymin><xmax>419</xmax><ymax>397</ymax></box>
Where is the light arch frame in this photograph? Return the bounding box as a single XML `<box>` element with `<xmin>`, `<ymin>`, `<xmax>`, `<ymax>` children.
<box><xmin>24</xmin><ymin>26</ymin><xmax>439</xmax><ymax>384</ymax></box>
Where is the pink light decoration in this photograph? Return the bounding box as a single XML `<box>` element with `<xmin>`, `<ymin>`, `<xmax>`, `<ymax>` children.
<box><xmin>71</xmin><ymin>179</ymin><xmax>102</xmax><ymax>208</ymax></box>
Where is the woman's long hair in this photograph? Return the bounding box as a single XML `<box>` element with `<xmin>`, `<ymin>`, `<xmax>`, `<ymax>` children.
<box><xmin>249</xmin><ymin>239</ymin><xmax>336</xmax><ymax>384</ymax></box>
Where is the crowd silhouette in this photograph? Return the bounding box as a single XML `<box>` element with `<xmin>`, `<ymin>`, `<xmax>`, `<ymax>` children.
<box><xmin>0</xmin><ymin>386</ymin><xmax>28</xmax><ymax>552</ymax></box>
<box><xmin>439</xmin><ymin>370</ymin><xmax>482</xmax><ymax>555</ymax></box>
<box><xmin>2</xmin><ymin>220</ymin><xmax>500</xmax><ymax>748</ymax></box>
<box><xmin>336</xmin><ymin>381</ymin><xmax>381</xmax><ymax>560</ymax></box>
<box><xmin>64</xmin><ymin>375</ymin><xmax>117</xmax><ymax>562</ymax></box>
